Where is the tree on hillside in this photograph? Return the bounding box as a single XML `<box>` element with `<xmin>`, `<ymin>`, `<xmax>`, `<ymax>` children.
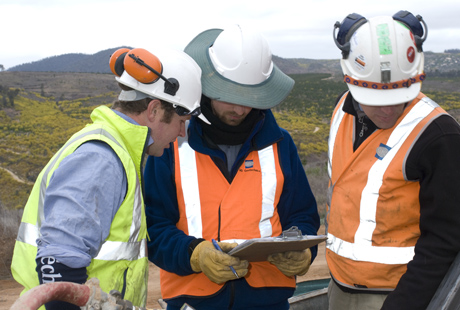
<box><xmin>0</xmin><ymin>64</ymin><xmax>4</xmax><ymax>71</ymax></box>
<box><xmin>445</xmin><ymin>49</ymin><xmax>460</xmax><ymax>54</ymax></box>
<box><xmin>0</xmin><ymin>86</ymin><xmax>20</xmax><ymax>108</ymax></box>
<box><xmin>7</xmin><ymin>88</ymin><xmax>20</xmax><ymax>107</ymax></box>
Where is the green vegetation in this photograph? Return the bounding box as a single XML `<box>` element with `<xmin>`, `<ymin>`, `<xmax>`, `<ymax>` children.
<box><xmin>1</xmin><ymin>73</ymin><xmax>460</xmax><ymax>214</ymax></box>
<box><xmin>0</xmin><ymin>92</ymin><xmax>103</xmax><ymax>209</ymax></box>
<box><xmin>274</xmin><ymin>73</ymin><xmax>348</xmax><ymax>163</ymax></box>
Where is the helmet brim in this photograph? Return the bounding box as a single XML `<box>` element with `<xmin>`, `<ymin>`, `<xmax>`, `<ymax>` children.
<box><xmin>347</xmin><ymin>82</ymin><xmax>422</xmax><ymax>106</ymax></box>
<box><xmin>184</xmin><ymin>28</ymin><xmax>294</xmax><ymax>109</ymax></box>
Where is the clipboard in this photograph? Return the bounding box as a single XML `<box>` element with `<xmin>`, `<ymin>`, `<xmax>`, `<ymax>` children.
<box><xmin>227</xmin><ymin>226</ymin><xmax>327</xmax><ymax>262</ymax></box>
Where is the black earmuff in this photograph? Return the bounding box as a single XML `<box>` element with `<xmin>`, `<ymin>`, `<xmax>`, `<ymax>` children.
<box><xmin>114</xmin><ymin>53</ymin><xmax>127</xmax><ymax>77</ymax></box>
<box><xmin>333</xmin><ymin>13</ymin><xmax>367</xmax><ymax>59</ymax></box>
<box><xmin>392</xmin><ymin>10</ymin><xmax>428</xmax><ymax>52</ymax></box>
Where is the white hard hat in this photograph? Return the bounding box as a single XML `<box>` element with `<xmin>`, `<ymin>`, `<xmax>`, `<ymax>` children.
<box><xmin>209</xmin><ymin>24</ymin><xmax>274</xmax><ymax>85</ymax></box>
<box><xmin>333</xmin><ymin>11</ymin><xmax>427</xmax><ymax>106</ymax></box>
<box><xmin>110</xmin><ymin>47</ymin><xmax>209</xmax><ymax>124</ymax></box>
<box><xmin>184</xmin><ymin>24</ymin><xmax>294</xmax><ymax>109</ymax></box>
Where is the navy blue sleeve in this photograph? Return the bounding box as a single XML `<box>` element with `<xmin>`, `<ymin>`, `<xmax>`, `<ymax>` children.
<box><xmin>144</xmin><ymin>147</ymin><xmax>197</xmax><ymax>275</ymax></box>
<box><xmin>276</xmin><ymin>129</ymin><xmax>321</xmax><ymax>261</ymax></box>
<box><xmin>36</xmin><ymin>256</ymin><xmax>87</xmax><ymax>310</ymax></box>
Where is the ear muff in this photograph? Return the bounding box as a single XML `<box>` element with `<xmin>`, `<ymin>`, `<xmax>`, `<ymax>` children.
<box><xmin>392</xmin><ymin>10</ymin><xmax>428</xmax><ymax>52</ymax></box>
<box><xmin>124</xmin><ymin>48</ymin><xmax>163</xmax><ymax>84</ymax></box>
<box><xmin>111</xmin><ymin>47</ymin><xmax>181</xmax><ymax>96</ymax></box>
<box><xmin>333</xmin><ymin>11</ymin><xmax>427</xmax><ymax>59</ymax></box>
<box><xmin>109</xmin><ymin>48</ymin><xmax>130</xmax><ymax>77</ymax></box>
<box><xmin>333</xmin><ymin>13</ymin><xmax>367</xmax><ymax>59</ymax></box>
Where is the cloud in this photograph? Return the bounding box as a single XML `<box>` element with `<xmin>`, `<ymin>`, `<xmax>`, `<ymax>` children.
<box><xmin>1</xmin><ymin>0</ymin><xmax>459</xmax><ymax>69</ymax></box>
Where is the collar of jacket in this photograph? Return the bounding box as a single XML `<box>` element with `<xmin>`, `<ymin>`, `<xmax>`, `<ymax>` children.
<box><xmin>187</xmin><ymin>109</ymin><xmax>284</xmax><ymax>159</ymax></box>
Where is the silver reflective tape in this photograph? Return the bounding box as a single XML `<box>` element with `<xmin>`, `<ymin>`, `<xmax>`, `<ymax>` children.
<box><xmin>178</xmin><ymin>137</ymin><xmax>203</xmax><ymax>239</ymax></box>
<box><xmin>259</xmin><ymin>146</ymin><xmax>276</xmax><ymax>238</ymax></box>
<box><xmin>17</xmin><ymin>222</ymin><xmax>40</xmax><ymax>246</ymax></box>
<box><xmin>327</xmin><ymin>233</ymin><xmax>414</xmax><ymax>264</ymax></box>
<box><xmin>94</xmin><ymin>239</ymin><xmax>147</xmax><ymax>261</ymax></box>
<box><xmin>129</xmin><ymin>173</ymin><xmax>142</xmax><ymax>243</ymax></box>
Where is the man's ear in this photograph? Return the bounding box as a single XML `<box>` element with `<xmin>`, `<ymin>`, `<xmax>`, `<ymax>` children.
<box><xmin>147</xmin><ymin>99</ymin><xmax>161</xmax><ymax>121</ymax></box>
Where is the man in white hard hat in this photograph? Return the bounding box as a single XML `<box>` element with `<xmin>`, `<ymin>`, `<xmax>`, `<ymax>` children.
<box><xmin>326</xmin><ymin>10</ymin><xmax>460</xmax><ymax>309</ymax></box>
<box><xmin>144</xmin><ymin>25</ymin><xmax>320</xmax><ymax>309</ymax></box>
<box><xmin>11</xmin><ymin>47</ymin><xmax>205</xmax><ymax>310</ymax></box>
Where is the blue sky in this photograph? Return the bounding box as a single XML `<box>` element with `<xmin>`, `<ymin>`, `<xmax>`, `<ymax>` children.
<box><xmin>2</xmin><ymin>0</ymin><xmax>460</xmax><ymax>69</ymax></box>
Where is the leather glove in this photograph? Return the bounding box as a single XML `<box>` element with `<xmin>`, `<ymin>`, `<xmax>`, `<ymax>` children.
<box><xmin>190</xmin><ymin>240</ymin><xmax>249</xmax><ymax>284</ymax></box>
<box><xmin>267</xmin><ymin>248</ymin><xmax>312</xmax><ymax>277</ymax></box>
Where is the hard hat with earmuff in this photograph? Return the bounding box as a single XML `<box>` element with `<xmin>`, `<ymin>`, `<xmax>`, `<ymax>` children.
<box><xmin>109</xmin><ymin>47</ymin><xmax>210</xmax><ymax>124</ymax></box>
<box><xmin>109</xmin><ymin>48</ymin><xmax>178</xmax><ymax>94</ymax></box>
<box><xmin>333</xmin><ymin>10</ymin><xmax>428</xmax><ymax>59</ymax></box>
<box><xmin>332</xmin><ymin>10</ymin><xmax>428</xmax><ymax>106</ymax></box>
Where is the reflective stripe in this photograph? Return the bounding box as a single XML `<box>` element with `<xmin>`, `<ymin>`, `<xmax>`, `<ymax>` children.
<box><xmin>94</xmin><ymin>239</ymin><xmax>147</xmax><ymax>261</ymax></box>
<box><xmin>16</xmin><ymin>222</ymin><xmax>39</xmax><ymax>246</ymax></box>
<box><xmin>129</xmin><ymin>174</ymin><xmax>143</xmax><ymax>242</ymax></box>
<box><xmin>328</xmin><ymin>96</ymin><xmax>437</xmax><ymax>264</ymax></box>
<box><xmin>259</xmin><ymin>146</ymin><xmax>276</xmax><ymax>238</ymax></box>
<box><xmin>328</xmin><ymin>101</ymin><xmax>346</xmax><ymax>178</ymax></box>
<box><xmin>17</xmin><ymin>219</ymin><xmax>147</xmax><ymax>261</ymax></box>
<box><xmin>178</xmin><ymin>142</ymin><xmax>277</xmax><ymax>239</ymax></box>
<box><xmin>327</xmin><ymin>233</ymin><xmax>415</xmax><ymax>264</ymax></box>
<box><xmin>178</xmin><ymin>138</ymin><xmax>203</xmax><ymax>238</ymax></box>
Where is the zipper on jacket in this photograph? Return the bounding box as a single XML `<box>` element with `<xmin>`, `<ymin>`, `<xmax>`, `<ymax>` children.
<box><xmin>228</xmin><ymin>281</ymin><xmax>235</xmax><ymax>309</ymax></box>
<box><xmin>121</xmin><ymin>268</ymin><xmax>128</xmax><ymax>299</ymax></box>
<box><xmin>217</xmin><ymin>205</ymin><xmax>222</xmax><ymax>241</ymax></box>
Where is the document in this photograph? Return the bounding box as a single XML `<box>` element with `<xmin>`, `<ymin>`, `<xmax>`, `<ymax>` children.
<box><xmin>227</xmin><ymin>226</ymin><xmax>327</xmax><ymax>262</ymax></box>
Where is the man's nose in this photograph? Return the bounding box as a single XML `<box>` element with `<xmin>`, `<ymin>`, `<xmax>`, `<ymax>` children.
<box><xmin>233</xmin><ymin>105</ymin><xmax>246</xmax><ymax>115</ymax></box>
<box><xmin>380</xmin><ymin>106</ymin><xmax>395</xmax><ymax>115</ymax></box>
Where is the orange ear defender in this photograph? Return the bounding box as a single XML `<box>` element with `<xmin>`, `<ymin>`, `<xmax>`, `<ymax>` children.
<box><xmin>110</xmin><ymin>47</ymin><xmax>180</xmax><ymax>95</ymax></box>
<box><xmin>124</xmin><ymin>48</ymin><xmax>163</xmax><ymax>84</ymax></box>
<box><xmin>109</xmin><ymin>48</ymin><xmax>130</xmax><ymax>76</ymax></box>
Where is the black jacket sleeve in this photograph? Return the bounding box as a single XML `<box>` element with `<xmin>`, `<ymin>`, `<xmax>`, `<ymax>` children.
<box><xmin>382</xmin><ymin>115</ymin><xmax>460</xmax><ymax>309</ymax></box>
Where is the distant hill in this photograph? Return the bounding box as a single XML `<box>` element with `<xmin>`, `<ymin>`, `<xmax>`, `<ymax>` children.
<box><xmin>8</xmin><ymin>47</ymin><xmax>460</xmax><ymax>76</ymax></box>
<box><xmin>8</xmin><ymin>47</ymin><xmax>132</xmax><ymax>73</ymax></box>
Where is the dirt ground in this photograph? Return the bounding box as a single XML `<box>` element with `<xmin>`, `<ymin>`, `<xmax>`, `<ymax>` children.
<box><xmin>0</xmin><ymin>227</ymin><xmax>329</xmax><ymax>310</ymax></box>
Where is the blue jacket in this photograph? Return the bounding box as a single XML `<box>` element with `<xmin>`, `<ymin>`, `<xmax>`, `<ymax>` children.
<box><xmin>144</xmin><ymin>110</ymin><xmax>320</xmax><ymax>310</ymax></box>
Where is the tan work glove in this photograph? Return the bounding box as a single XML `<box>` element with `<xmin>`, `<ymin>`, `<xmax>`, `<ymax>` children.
<box><xmin>190</xmin><ymin>240</ymin><xmax>249</xmax><ymax>284</ymax></box>
<box><xmin>267</xmin><ymin>248</ymin><xmax>312</xmax><ymax>277</ymax></box>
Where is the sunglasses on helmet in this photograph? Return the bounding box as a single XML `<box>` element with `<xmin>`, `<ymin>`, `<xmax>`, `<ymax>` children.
<box><xmin>173</xmin><ymin>104</ymin><xmax>201</xmax><ymax>117</ymax></box>
<box><xmin>333</xmin><ymin>10</ymin><xmax>428</xmax><ymax>59</ymax></box>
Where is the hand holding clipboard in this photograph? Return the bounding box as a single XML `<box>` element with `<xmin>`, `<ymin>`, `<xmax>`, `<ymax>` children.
<box><xmin>227</xmin><ymin>226</ymin><xmax>327</xmax><ymax>262</ymax></box>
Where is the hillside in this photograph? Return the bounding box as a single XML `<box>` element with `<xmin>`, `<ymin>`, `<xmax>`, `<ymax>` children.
<box><xmin>6</xmin><ymin>47</ymin><xmax>460</xmax><ymax>77</ymax></box>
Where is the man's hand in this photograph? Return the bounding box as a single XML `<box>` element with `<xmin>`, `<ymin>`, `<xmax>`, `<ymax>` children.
<box><xmin>190</xmin><ymin>241</ymin><xmax>249</xmax><ymax>284</ymax></box>
<box><xmin>268</xmin><ymin>248</ymin><xmax>312</xmax><ymax>277</ymax></box>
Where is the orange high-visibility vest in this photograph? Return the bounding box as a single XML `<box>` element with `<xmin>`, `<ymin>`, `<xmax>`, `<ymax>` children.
<box><xmin>326</xmin><ymin>92</ymin><xmax>447</xmax><ymax>290</ymax></box>
<box><xmin>160</xmin><ymin>137</ymin><xmax>296</xmax><ymax>299</ymax></box>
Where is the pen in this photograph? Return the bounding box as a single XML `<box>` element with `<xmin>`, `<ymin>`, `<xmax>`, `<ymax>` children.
<box><xmin>212</xmin><ymin>239</ymin><xmax>239</xmax><ymax>279</ymax></box>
